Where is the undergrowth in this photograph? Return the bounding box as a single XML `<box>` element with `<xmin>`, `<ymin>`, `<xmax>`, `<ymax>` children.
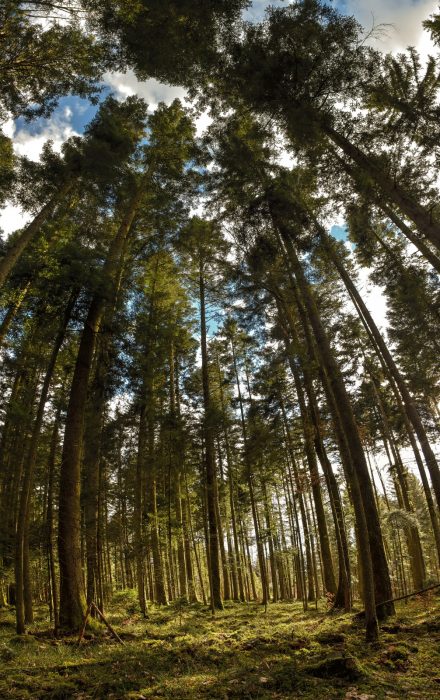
<box><xmin>0</xmin><ymin>592</ymin><xmax>439</xmax><ymax>699</ymax></box>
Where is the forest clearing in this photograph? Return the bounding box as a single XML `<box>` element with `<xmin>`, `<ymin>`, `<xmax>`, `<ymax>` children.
<box><xmin>1</xmin><ymin>1</ymin><xmax>440</xmax><ymax>698</ymax></box>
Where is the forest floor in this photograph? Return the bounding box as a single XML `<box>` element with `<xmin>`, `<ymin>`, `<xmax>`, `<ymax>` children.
<box><xmin>0</xmin><ymin>592</ymin><xmax>439</xmax><ymax>699</ymax></box>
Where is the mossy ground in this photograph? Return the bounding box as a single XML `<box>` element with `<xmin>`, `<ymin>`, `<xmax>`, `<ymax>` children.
<box><xmin>0</xmin><ymin>592</ymin><xmax>439</xmax><ymax>699</ymax></box>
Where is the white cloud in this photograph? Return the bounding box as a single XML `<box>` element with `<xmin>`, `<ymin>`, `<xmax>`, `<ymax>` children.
<box><xmin>345</xmin><ymin>0</ymin><xmax>438</xmax><ymax>56</ymax></box>
<box><xmin>104</xmin><ymin>71</ymin><xmax>186</xmax><ymax>109</ymax></box>
<box><xmin>0</xmin><ymin>203</ymin><xmax>32</xmax><ymax>237</ymax></box>
<box><xmin>248</xmin><ymin>0</ymin><xmax>438</xmax><ymax>57</ymax></box>
<box><xmin>350</xmin><ymin>255</ymin><xmax>389</xmax><ymax>332</ymax></box>
<box><xmin>1</xmin><ymin>109</ymin><xmax>79</xmax><ymax>238</ymax></box>
<box><xmin>13</xmin><ymin>111</ymin><xmax>79</xmax><ymax>162</ymax></box>
<box><xmin>2</xmin><ymin>119</ymin><xmax>15</xmax><ymax>140</ymax></box>
<box><xmin>105</xmin><ymin>71</ymin><xmax>216</xmax><ymax>137</ymax></box>
<box><xmin>191</xmin><ymin>109</ymin><xmax>213</xmax><ymax>138</ymax></box>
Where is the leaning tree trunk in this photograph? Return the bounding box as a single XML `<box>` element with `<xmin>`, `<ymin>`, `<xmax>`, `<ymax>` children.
<box><xmin>319</xmin><ymin>120</ymin><xmax>440</xmax><ymax>252</ymax></box>
<box><xmin>276</xmin><ymin>297</ymin><xmax>352</xmax><ymax>610</ymax></box>
<box><xmin>288</xmin><ymin>361</ymin><xmax>337</xmax><ymax>597</ymax></box>
<box><xmin>273</xmin><ymin>222</ymin><xmax>382</xmax><ymax>639</ymax></box>
<box><xmin>329</xmin><ymin>147</ymin><xmax>440</xmax><ymax>275</ymax></box>
<box><xmin>275</xmin><ymin>215</ymin><xmax>391</xmax><ymax>620</ymax></box>
<box><xmin>0</xmin><ymin>180</ymin><xmax>74</xmax><ymax>289</ymax></box>
<box><xmin>321</xmin><ymin>233</ymin><xmax>440</xmax><ymax>513</ymax></box>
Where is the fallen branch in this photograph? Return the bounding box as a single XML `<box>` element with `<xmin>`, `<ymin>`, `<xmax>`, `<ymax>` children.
<box><xmin>377</xmin><ymin>582</ymin><xmax>440</xmax><ymax>608</ymax></box>
<box><xmin>77</xmin><ymin>601</ymin><xmax>125</xmax><ymax>645</ymax></box>
<box><xmin>91</xmin><ymin>602</ymin><xmax>125</xmax><ymax>645</ymax></box>
<box><xmin>355</xmin><ymin>582</ymin><xmax>440</xmax><ymax>618</ymax></box>
<box><xmin>77</xmin><ymin>602</ymin><xmax>93</xmax><ymax>645</ymax></box>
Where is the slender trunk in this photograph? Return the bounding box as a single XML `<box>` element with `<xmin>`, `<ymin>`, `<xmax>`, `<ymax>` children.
<box><xmin>272</xmin><ymin>223</ymin><xmax>380</xmax><ymax>639</ymax></box>
<box><xmin>369</xmin><ymin>377</ymin><xmax>426</xmax><ymax>590</ymax></box>
<box><xmin>279</xmin><ymin>403</ymin><xmax>315</xmax><ymax>602</ymax></box>
<box><xmin>215</xmin><ymin>354</ymin><xmax>245</xmax><ymax>602</ymax></box>
<box><xmin>0</xmin><ymin>180</ymin><xmax>74</xmax><ymax>288</ymax></box>
<box><xmin>170</xmin><ymin>347</ymin><xmax>187</xmax><ymax>600</ymax></box>
<box><xmin>15</xmin><ymin>292</ymin><xmax>75</xmax><ymax>633</ymax></box>
<box><xmin>147</xmin><ymin>413</ymin><xmax>167</xmax><ymax>606</ymax></box>
<box><xmin>199</xmin><ymin>261</ymin><xmax>222</xmax><ymax>611</ymax></box>
<box><xmin>321</xmin><ymin>121</ymin><xmax>440</xmax><ymax>251</ymax></box>
<box><xmin>135</xmin><ymin>406</ymin><xmax>147</xmax><ymax>615</ymax></box>
<box><xmin>288</xmin><ymin>360</ymin><xmax>336</xmax><ymax>596</ymax></box>
<box><xmin>322</xmin><ymin>232</ymin><xmax>440</xmax><ymax>512</ymax></box>
<box><xmin>47</xmin><ymin>410</ymin><xmax>61</xmax><ymax>634</ymax></box>
<box><xmin>229</xmin><ymin>334</ymin><xmax>269</xmax><ymax>605</ymax></box>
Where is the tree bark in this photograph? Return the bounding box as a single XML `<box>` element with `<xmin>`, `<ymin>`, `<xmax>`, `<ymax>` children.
<box><xmin>0</xmin><ymin>180</ymin><xmax>74</xmax><ymax>289</ymax></box>
<box><xmin>58</xmin><ymin>179</ymin><xmax>146</xmax><ymax>631</ymax></box>
<box><xmin>15</xmin><ymin>291</ymin><xmax>76</xmax><ymax>633</ymax></box>
<box><xmin>199</xmin><ymin>261</ymin><xmax>223</xmax><ymax>611</ymax></box>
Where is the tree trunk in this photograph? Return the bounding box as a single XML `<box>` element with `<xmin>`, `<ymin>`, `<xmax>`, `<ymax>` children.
<box><xmin>0</xmin><ymin>180</ymin><xmax>74</xmax><ymax>289</ymax></box>
<box><xmin>15</xmin><ymin>292</ymin><xmax>75</xmax><ymax>633</ymax></box>
<box><xmin>229</xmin><ymin>334</ymin><xmax>269</xmax><ymax>606</ymax></box>
<box><xmin>272</xmin><ymin>223</ymin><xmax>381</xmax><ymax>639</ymax></box>
<box><xmin>321</xmin><ymin>232</ymin><xmax>440</xmax><ymax>513</ymax></box>
<box><xmin>58</xmin><ymin>180</ymin><xmax>146</xmax><ymax>631</ymax></box>
<box><xmin>321</xmin><ymin>121</ymin><xmax>440</xmax><ymax>251</ymax></box>
<box><xmin>199</xmin><ymin>261</ymin><xmax>223</xmax><ymax>611</ymax></box>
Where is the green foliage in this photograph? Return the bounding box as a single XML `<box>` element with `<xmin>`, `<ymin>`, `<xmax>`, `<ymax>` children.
<box><xmin>84</xmin><ymin>0</ymin><xmax>249</xmax><ymax>85</ymax></box>
<box><xmin>0</xmin><ymin>1</ymin><xmax>112</xmax><ymax>121</ymax></box>
<box><xmin>0</xmin><ymin>598</ymin><xmax>439</xmax><ymax>698</ymax></box>
<box><xmin>0</xmin><ymin>131</ymin><xmax>15</xmax><ymax>208</ymax></box>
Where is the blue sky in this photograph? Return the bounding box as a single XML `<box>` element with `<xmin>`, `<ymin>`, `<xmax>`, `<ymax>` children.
<box><xmin>331</xmin><ymin>225</ymin><xmax>348</xmax><ymax>242</ymax></box>
<box><xmin>15</xmin><ymin>95</ymin><xmax>99</xmax><ymax>140</ymax></box>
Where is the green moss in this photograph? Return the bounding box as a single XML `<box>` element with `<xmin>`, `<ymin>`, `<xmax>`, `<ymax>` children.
<box><xmin>0</xmin><ymin>598</ymin><xmax>439</xmax><ymax>699</ymax></box>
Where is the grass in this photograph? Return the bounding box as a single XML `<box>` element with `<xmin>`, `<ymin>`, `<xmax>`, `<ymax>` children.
<box><xmin>0</xmin><ymin>591</ymin><xmax>439</xmax><ymax>699</ymax></box>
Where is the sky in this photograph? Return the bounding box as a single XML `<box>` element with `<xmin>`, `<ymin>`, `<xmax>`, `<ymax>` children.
<box><xmin>0</xmin><ymin>0</ymin><xmax>438</xmax><ymax>330</ymax></box>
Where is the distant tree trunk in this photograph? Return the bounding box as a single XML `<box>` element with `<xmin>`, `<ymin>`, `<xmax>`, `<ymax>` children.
<box><xmin>135</xmin><ymin>404</ymin><xmax>147</xmax><ymax>615</ymax></box>
<box><xmin>289</xmin><ymin>360</ymin><xmax>337</xmax><ymax>596</ymax></box>
<box><xmin>170</xmin><ymin>348</ymin><xmax>188</xmax><ymax>600</ymax></box>
<box><xmin>276</xmin><ymin>297</ymin><xmax>351</xmax><ymax>610</ymax></box>
<box><xmin>279</xmin><ymin>401</ymin><xmax>315</xmax><ymax>602</ymax></box>
<box><xmin>262</xmin><ymin>481</ymin><xmax>279</xmax><ymax>602</ymax></box>
<box><xmin>184</xmin><ymin>468</ymin><xmax>205</xmax><ymax>604</ymax></box>
<box><xmin>215</xmin><ymin>354</ymin><xmax>245</xmax><ymax>602</ymax></box>
<box><xmin>371</xmin><ymin>390</ymin><xmax>426</xmax><ymax>591</ymax></box>
<box><xmin>321</xmin><ymin>231</ymin><xmax>440</xmax><ymax>513</ymax></box>
<box><xmin>229</xmin><ymin>334</ymin><xmax>269</xmax><ymax>606</ymax></box>
<box><xmin>199</xmin><ymin>260</ymin><xmax>222</xmax><ymax>612</ymax></box>
<box><xmin>272</xmin><ymin>221</ymin><xmax>381</xmax><ymax>640</ymax></box>
<box><xmin>15</xmin><ymin>291</ymin><xmax>75</xmax><ymax>634</ymax></box>
<box><xmin>47</xmin><ymin>408</ymin><xmax>61</xmax><ymax>634</ymax></box>
<box><xmin>147</xmin><ymin>412</ymin><xmax>168</xmax><ymax>606</ymax></box>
